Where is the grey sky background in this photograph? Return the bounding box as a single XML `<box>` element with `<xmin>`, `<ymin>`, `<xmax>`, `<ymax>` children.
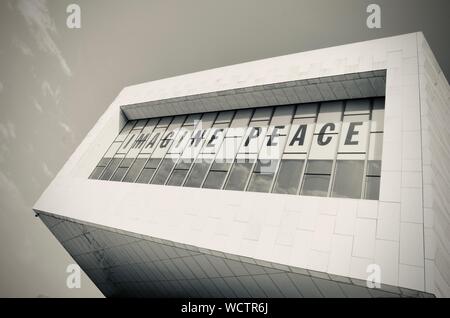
<box><xmin>0</xmin><ymin>0</ymin><xmax>449</xmax><ymax>297</ymax></box>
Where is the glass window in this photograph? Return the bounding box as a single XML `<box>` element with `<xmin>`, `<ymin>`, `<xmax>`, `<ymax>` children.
<box><xmin>151</xmin><ymin>158</ymin><xmax>177</xmax><ymax>185</ymax></box>
<box><xmin>99</xmin><ymin>158</ymin><xmax>122</xmax><ymax>180</ymax></box>
<box><xmin>98</xmin><ymin>158</ymin><xmax>111</xmax><ymax>167</ymax></box>
<box><xmin>364</xmin><ymin>176</ymin><xmax>380</xmax><ymax>200</ymax></box>
<box><xmin>203</xmin><ymin>171</ymin><xmax>228</xmax><ymax>189</ymax></box>
<box><xmin>111</xmin><ymin>158</ymin><xmax>134</xmax><ymax>182</ymax></box>
<box><xmin>136</xmin><ymin>168</ymin><xmax>156</xmax><ymax>184</ymax></box>
<box><xmin>89</xmin><ymin>166</ymin><xmax>105</xmax><ymax>180</ymax></box>
<box><xmin>166</xmin><ymin>159</ymin><xmax>193</xmax><ymax>186</ymax></box>
<box><xmin>366</xmin><ymin>160</ymin><xmax>381</xmax><ymax>176</ymax></box>
<box><xmin>121</xmin><ymin>158</ymin><xmax>134</xmax><ymax>168</ymax></box>
<box><xmin>230</xmin><ymin>109</ymin><xmax>252</xmax><ymax>128</ymax></box>
<box><xmin>306</xmin><ymin>160</ymin><xmax>333</xmax><ymax>174</ymax></box>
<box><xmin>89</xmin><ymin>99</ymin><xmax>384</xmax><ymax>201</ymax></box>
<box><xmin>156</xmin><ymin>116</ymin><xmax>173</xmax><ymax>127</ymax></box>
<box><xmin>184</xmin><ymin>160</ymin><xmax>211</xmax><ymax>188</ymax></box>
<box><xmin>247</xmin><ymin>159</ymin><xmax>278</xmax><ymax>193</ymax></box>
<box><xmin>210</xmin><ymin>161</ymin><xmax>230</xmax><ymax>171</ymax></box>
<box><xmin>122</xmin><ymin>158</ymin><xmax>147</xmax><ymax>183</ymax></box>
<box><xmin>135</xmin><ymin>158</ymin><xmax>161</xmax><ymax>183</ymax></box>
<box><xmin>364</xmin><ymin>160</ymin><xmax>381</xmax><ymax>200</ymax></box>
<box><xmin>89</xmin><ymin>157</ymin><xmax>111</xmax><ymax>180</ymax></box>
<box><xmin>215</xmin><ymin>111</ymin><xmax>234</xmax><ymax>123</ymax></box>
<box><xmin>224</xmin><ymin>161</ymin><xmax>254</xmax><ymax>191</ymax></box>
<box><xmin>300</xmin><ymin>160</ymin><xmax>333</xmax><ymax>197</ymax></box>
<box><xmin>111</xmin><ymin>167</ymin><xmax>128</xmax><ymax>181</ymax></box>
<box><xmin>175</xmin><ymin>159</ymin><xmax>193</xmax><ymax>170</ymax></box>
<box><xmin>167</xmin><ymin>169</ymin><xmax>189</xmax><ymax>186</ymax></box>
<box><xmin>301</xmin><ymin>175</ymin><xmax>331</xmax><ymax>197</ymax></box>
<box><xmin>247</xmin><ymin>173</ymin><xmax>274</xmax><ymax>193</ymax></box>
<box><xmin>146</xmin><ymin>158</ymin><xmax>162</xmax><ymax>169</ymax></box>
<box><xmin>294</xmin><ymin>103</ymin><xmax>318</xmax><ymax>118</ymax></box>
<box><xmin>203</xmin><ymin>161</ymin><xmax>231</xmax><ymax>189</ymax></box>
<box><xmin>344</xmin><ymin>99</ymin><xmax>370</xmax><ymax>115</ymax></box>
<box><xmin>331</xmin><ymin>160</ymin><xmax>364</xmax><ymax>199</ymax></box>
<box><xmin>272</xmin><ymin>160</ymin><xmax>304</xmax><ymax>194</ymax></box>
<box><xmin>252</xmin><ymin>107</ymin><xmax>273</xmax><ymax>121</ymax></box>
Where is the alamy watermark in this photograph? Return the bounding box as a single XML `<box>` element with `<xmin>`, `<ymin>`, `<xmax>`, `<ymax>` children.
<box><xmin>66</xmin><ymin>264</ymin><xmax>81</xmax><ymax>289</ymax></box>
<box><xmin>66</xmin><ymin>4</ymin><xmax>81</xmax><ymax>29</ymax></box>
<box><xmin>366</xmin><ymin>263</ymin><xmax>381</xmax><ymax>289</ymax></box>
<box><xmin>366</xmin><ymin>4</ymin><xmax>381</xmax><ymax>29</ymax></box>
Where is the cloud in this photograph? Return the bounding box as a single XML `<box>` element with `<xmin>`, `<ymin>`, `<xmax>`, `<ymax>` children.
<box><xmin>58</xmin><ymin>122</ymin><xmax>72</xmax><ymax>134</ymax></box>
<box><xmin>0</xmin><ymin>122</ymin><xmax>16</xmax><ymax>164</ymax></box>
<box><xmin>41</xmin><ymin>80</ymin><xmax>61</xmax><ymax>105</ymax></box>
<box><xmin>7</xmin><ymin>122</ymin><xmax>16</xmax><ymax>139</ymax></box>
<box><xmin>33</xmin><ymin>99</ymin><xmax>43</xmax><ymax>112</ymax></box>
<box><xmin>12</xmin><ymin>36</ymin><xmax>34</xmax><ymax>56</ymax></box>
<box><xmin>16</xmin><ymin>0</ymin><xmax>72</xmax><ymax>77</ymax></box>
<box><xmin>42</xmin><ymin>162</ymin><xmax>54</xmax><ymax>178</ymax></box>
<box><xmin>0</xmin><ymin>170</ymin><xmax>23</xmax><ymax>203</ymax></box>
<box><xmin>0</xmin><ymin>122</ymin><xmax>16</xmax><ymax>140</ymax></box>
<box><xmin>0</xmin><ymin>82</ymin><xmax>3</xmax><ymax>94</ymax></box>
<box><xmin>0</xmin><ymin>144</ymin><xmax>9</xmax><ymax>164</ymax></box>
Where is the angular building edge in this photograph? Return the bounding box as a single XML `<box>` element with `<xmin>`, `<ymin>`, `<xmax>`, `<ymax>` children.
<box><xmin>417</xmin><ymin>32</ymin><xmax>450</xmax><ymax>298</ymax></box>
<box><xmin>34</xmin><ymin>209</ymin><xmax>435</xmax><ymax>298</ymax></box>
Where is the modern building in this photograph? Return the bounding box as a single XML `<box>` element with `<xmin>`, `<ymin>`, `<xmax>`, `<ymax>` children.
<box><xmin>34</xmin><ymin>32</ymin><xmax>450</xmax><ymax>298</ymax></box>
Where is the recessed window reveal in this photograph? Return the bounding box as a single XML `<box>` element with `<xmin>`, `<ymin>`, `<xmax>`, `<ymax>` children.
<box><xmin>90</xmin><ymin>98</ymin><xmax>384</xmax><ymax>200</ymax></box>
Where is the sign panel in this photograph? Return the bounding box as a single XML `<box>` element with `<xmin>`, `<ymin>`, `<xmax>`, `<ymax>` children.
<box><xmin>90</xmin><ymin>98</ymin><xmax>385</xmax><ymax>200</ymax></box>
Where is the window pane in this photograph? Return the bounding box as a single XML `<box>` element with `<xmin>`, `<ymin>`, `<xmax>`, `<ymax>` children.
<box><xmin>305</xmin><ymin>160</ymin><xmax>333</xmax><ymax>174</ymax></box>
<box><xmin>120</xmin><ymin>158</ymin><xmax>134</xmax><ymax>168</ymax></box>
<box><xmin>367</xmin><ymin>160</ymin><xmax>381</xmax><ymax>176</ymax></box>
<box><xmin>365</xmin><ymin>176</ymin><xmax>380</xmax><ymax>200</ymax></box>
<box><xmin>224</xmin><ymin>162</ymin><xmax>253</xmax><ymax>191</ymax></box>
<box><xmin>301</xmin><ymin>175</ymin><xmax>330</xmax><ymax>197</ymax></box>
<box><xmin>246</xmin><ymin>159</ymin><xmax>277</xmax><ymax>193</ymax></box>
<box><xmin>98</xmin><ymin>158</ymin><xmax>111</xmax><ymax>167</ymax></box>
<box><xmin>151</xmin><ymin>158</ymin><xmax>176</xmax><ymax>185</ymax></box>
<box><xmin>215</xmin><ymin>110</ymin><xmax>234</xmax><ymax>123</ymax></box>
<box><xmin>145</xmin><ymin>158</ymin><xmax>161</xmax><ymax>169</ymax></box>
<box><xmin>136</xmin><ymin>168</ymin><xmax>155</xmax><ymax>184</ymax></box>
<box><xmin>254</xmin><ymin>159</ymin><xmax>278</xmax><ymax>174</ymax></box>
<box><xmin>211</xmin><ymin>161</ymin><xmax>231</xmax><ymax>171</ymax></box>
<box><xmin>99</xmin><ymin>158</ymin><xmax>122</xmax><ymax>180</ymax></box>
<box><xmin>331</xmin><ymin>160</ymin><xmax>364</xmax><ymax>199</ymax></box>
<box><xmin>247</xmin><ymin>173</ymin><xmax>274</xmax><ymax>193</ymax></box>
<box><xmin>111</xmin><ymin>167</ymin><xmax>128</xmax><ymax>181</ymax></box>
<box><xmin>167</xmin><ymin>169</ymin><xmax>189</xmax><ymax>186</ymax></box>
<box><xmin>175</xmin><ymin>159</ymin><xmax>193</xmax><ymax>170</ymax></box>
<box><xmin>272</xmin><ymin>160</ymin><xmax>304</xmax><ymax>194</ymax></box>
<box><xmin>123</xmin><ymin>158</ymin><xmax>147</xmax><ymax>183</ymax></box>
<box><xmin>203</xmin><ymin>171</ymin><xmax>228</xmax><ymax>189</ymax></box>
<box><xmin>89</xmin><ymin>166</ymin><xmax>105</xmax><ymax>180</ymax></box>
<box><xmin>184</xmin><ymin>160</ymin><xmax>211</xmax><ymax>188</ymax></box>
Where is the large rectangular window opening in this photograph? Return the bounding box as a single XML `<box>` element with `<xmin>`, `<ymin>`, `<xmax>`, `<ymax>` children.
<box><xmin>90</xmin><ymin>97</ymin><xmax>385</xmax><ymax>200</ymax></box>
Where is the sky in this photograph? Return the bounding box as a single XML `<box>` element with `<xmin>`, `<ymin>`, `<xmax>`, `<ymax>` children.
<box><xmin>0</xmin><ymin>0</ymin><xmax>449</xmax><ymax>297</ymax></box>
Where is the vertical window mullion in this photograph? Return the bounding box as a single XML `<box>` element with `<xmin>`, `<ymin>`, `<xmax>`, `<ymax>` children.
<box><xmin>327</xmin><ymin>102</ymin><xmax>345</xmax><ymax>197</ymax></box>
<box><xmin>267</xmin><ymin>107</ymin><xmax>295</xmax><ymax>193</ymax></box>
<box><xmin>181</xmin><ymin>112</ymin><xmax>219</xmax><ymax>188</ymax></box>
<box><xmin>200</xmin><ymin>111</ymin><xmax>237</xmax><ymax>189</ymax></box>
<box><xmin>361</xmin><ymin>98</ymin><xmax>374</xmax><ymax>199</ymax></box>
<box><xmin>222</xmin><ymin>108</ymin><xmax>256</xmax><ymax>190</ymax></box>
<box><xmin>297</xmin><ymin>103</ymin><xmax>319</xmax><ymax>196</ymax></box>
<box><xmin>134</xmin><ymin>117</ymin><xmax>172</xmax><ymax>183</ymax></box>
<box><xmin>244</xmin><ymin>107</ymin><xmax>276</xmax><ymax>192</ymax></box>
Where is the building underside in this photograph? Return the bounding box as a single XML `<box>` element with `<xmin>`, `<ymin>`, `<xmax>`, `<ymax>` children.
<box><xmin>38</xmin><ymin>212</ymin><xmax>433</xmax><ymax>298</ymax></box>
